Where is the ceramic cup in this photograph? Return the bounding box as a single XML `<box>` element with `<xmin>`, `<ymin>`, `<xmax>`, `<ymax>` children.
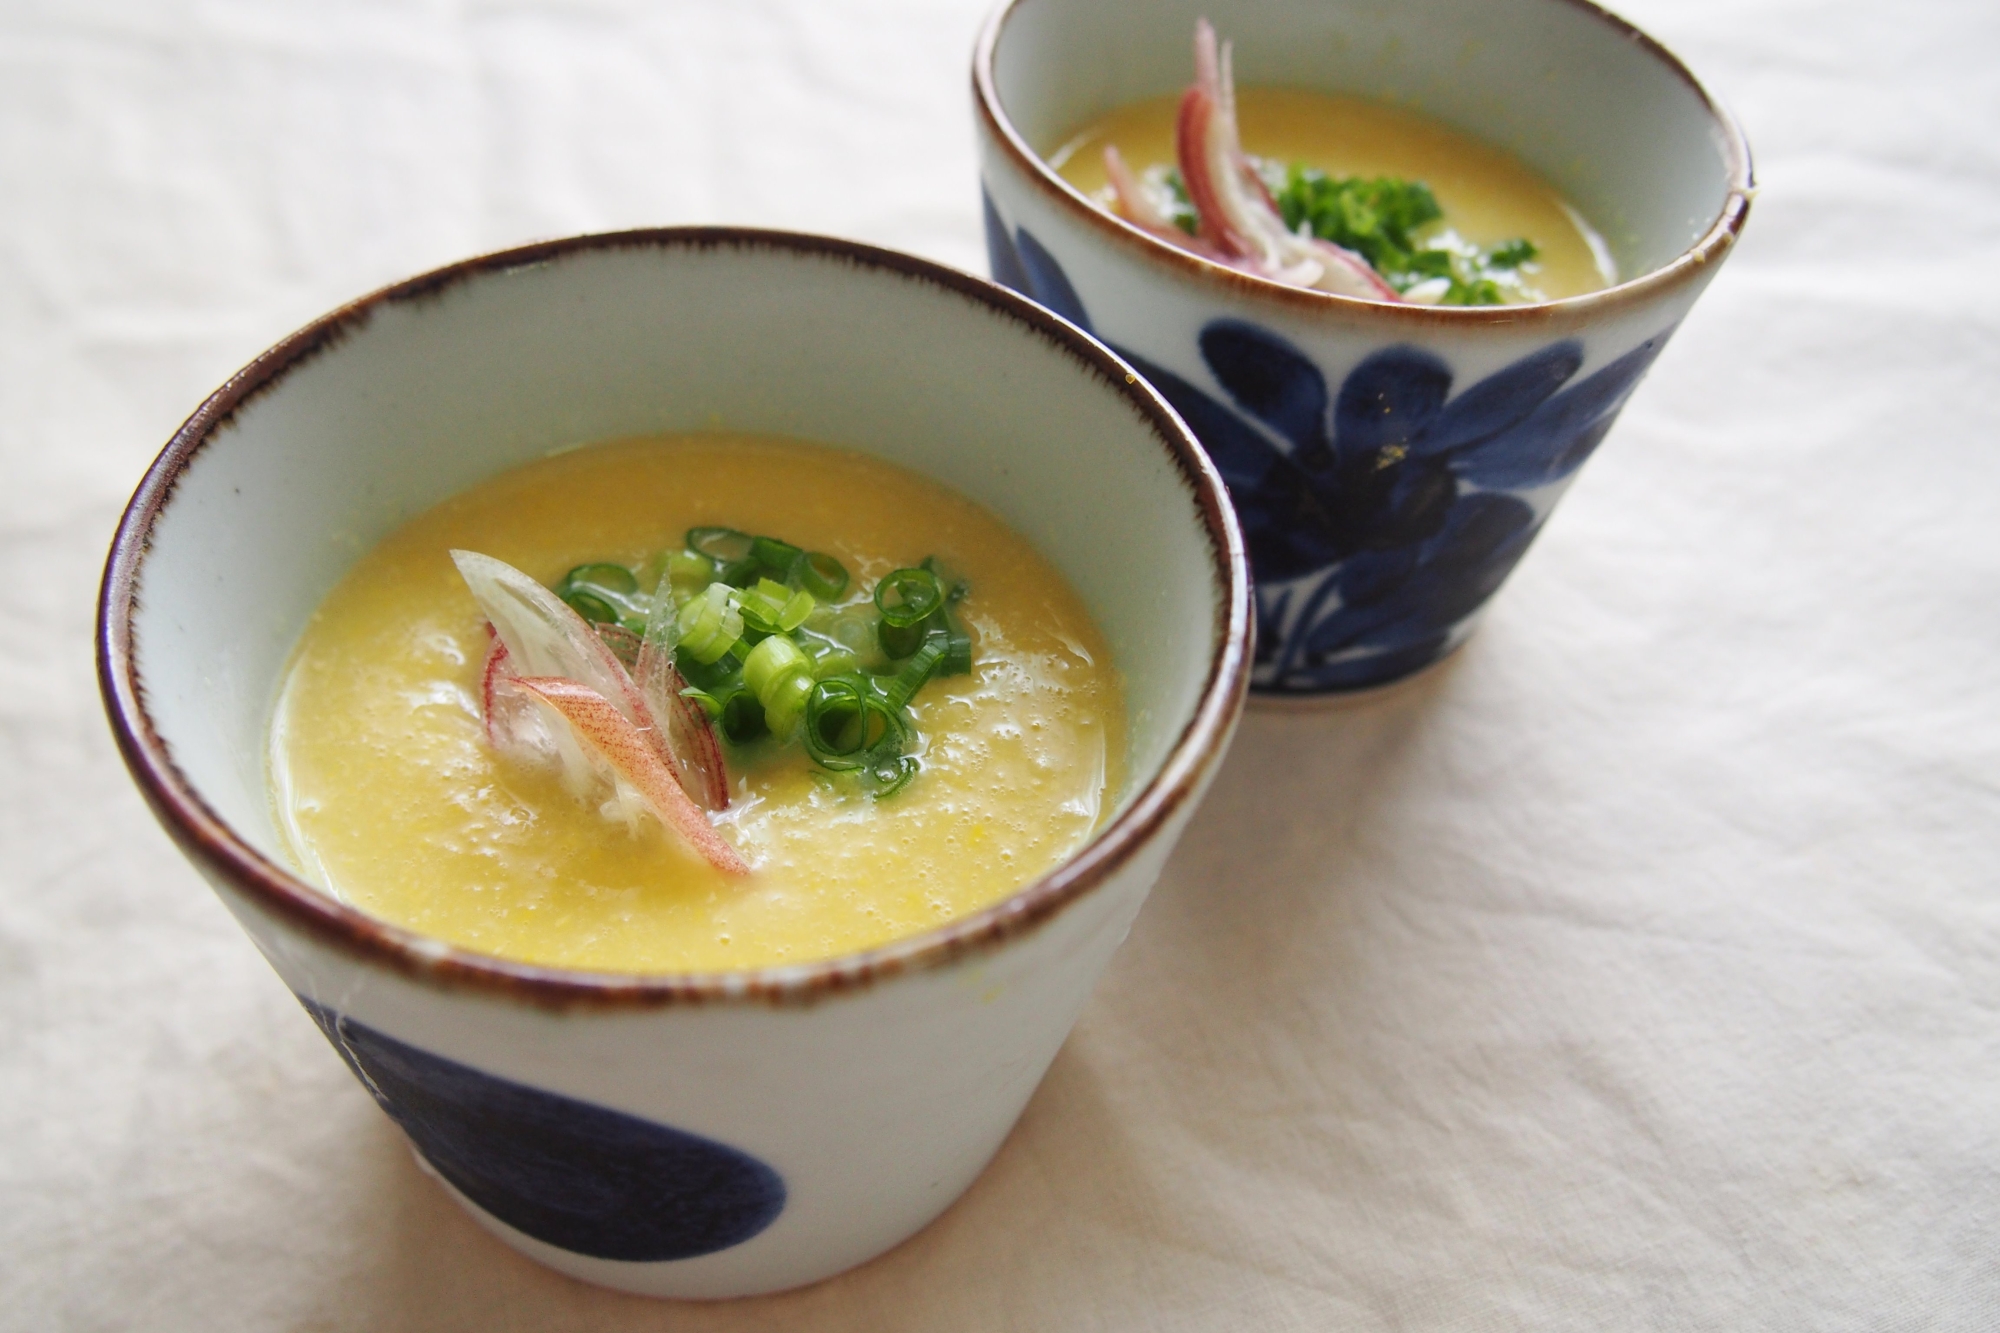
<box><xmin>975</xmin><ymin>0</ymin><xmax>1752</xmax><ymax>695</ymax></box>
<box><xmin>98</xmin><ymin>229</ymin><xmax>1249</xmax><ymax>1298</ymax></box>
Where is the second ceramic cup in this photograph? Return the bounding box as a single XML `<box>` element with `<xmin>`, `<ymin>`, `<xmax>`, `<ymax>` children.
<box><xmin>975</xmin><ymin>0</ymin><xmax>1752</xmax><ymax>696</ymax></box>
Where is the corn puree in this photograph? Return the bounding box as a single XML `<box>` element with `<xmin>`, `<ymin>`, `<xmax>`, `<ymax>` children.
<box><xmin>271</xmin><ymin>433</ymin><xmax>1125</xmax><ymax>974</ymax></box>
<box><xmin>1048</xmin><ymin>88</ymin><xmax>1615</xmax><ymax>301</ymax></box>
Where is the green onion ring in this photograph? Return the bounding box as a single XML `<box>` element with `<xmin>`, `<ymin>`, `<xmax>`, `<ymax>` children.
<box><xmin>718</xmin><ymin>687</ymin><xmax>768</xmax><ymax>743</ymax></box>
<box><xmin>803</xmin><ymin>677</ymin><xmax>905</xmax><ymax>771</ymax></box>
<box><xmin>560</xmin><ymin>562</ymin><xmax>640</xmax><ymax>596</ymax></box>
<box><xmin>936</xmin><ymin>618</ymin><xmax>973</xmax><ymax>677</ymax></box>
<box><xmin>687</xmin><ymin>528</ymin><xmax>760</xmax><ymax>586</ymax></box>
<box><xmin>560</xmin><ymin>588</ymin><xmax>622</xmax><ymax>626</ymax></box>
<box><xmin>687</xmin><ymin>527</ymin><xmax>754</xmax><ymax>563</ymax></box>
<box><xmin>883</xmin><ymin>636</ymin><xmax>946</xmax><ymax>709</ymax></box>
<box><xmin>776</xmin><ymin>588</ymin><xmax>816</xmax><ymax>633</ymax></box>
<box><xmin>874</xmin><ymin>567</ymin><xmax>944</xmax><ymax>628</ymax></box>
<box><xmin>807</xmin><ymin>643</ymin><xmax>861</xmax><ymax>680</ymax></box>
<box><xmin>679</xmin><ymin>687</ymin><xmax>722</xmax><ymax>719</ymax></box>
<box><xmin>750</xmin><ymin>535</ymin><xmax>802</xmax><ymax>580</ymax></box>
<box><xmin>877</xmin><ymin>617</ymin><xmax>929</xmax><ymax>660</ymax></box>
<box><xmin>675</xmin><ymin>643</ymin><xmax>742</xmax><ymax>691</ymax></box>
<box><xmin>797</xmin><ymin>551</ymin><xmax>849</xmax><ymax>600</ymax></box>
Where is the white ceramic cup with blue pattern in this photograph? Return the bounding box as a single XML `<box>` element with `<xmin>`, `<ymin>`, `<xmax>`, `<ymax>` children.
<box><xmin>975</xmin><ymin>0</ymin><xmax>1752</xmax><ymax>696</ymax></box>
<box><xmin>99</xmin><ymin>230</ymin><xmax>1249</xmax><ymax>1297</ymax></box>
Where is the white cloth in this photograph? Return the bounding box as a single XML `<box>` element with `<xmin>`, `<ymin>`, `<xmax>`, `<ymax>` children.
<box><xmin>2</xmin><ymin>0</ymin><xmax>1993</xmax><ymax>1327</ymax></box>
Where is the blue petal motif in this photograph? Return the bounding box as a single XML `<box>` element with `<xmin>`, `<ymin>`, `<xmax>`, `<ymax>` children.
<box><xmin>1253</xmin><ymin>584</ymin><xmax>1291</xmax><ymax>667</ymax></box>
<box><xmin>1011</xmin><ymin>228</ymin><xmax>1095</xmax><ymax>333</ymax></box>
<box><xmin>974</xmin><ymin>212</ymin><xmax>1675</xmax><ymax>692</ymax></box>
<box><xmin>302</xmin><ymin>999</ymin><xmax>786</xmax><ymax>1263</ymax></box>
<box><xmin>1319</xmin><ymin>493</ymin><xmax>1540</xmax><ymax>649</ymax></box>
<box><xmin>982</xmin><ymin>189</ymin><xmax>1032</xmax><ymax>299</ymax></box>
<box><xmin>1198</xmin><ymin>320</ymin><xmax>1332</xmax><ymax>459</ymax></box>
<box><xmin>1110</xmin><ymin>346</ymin><xmax>1282</xmax><ymax>495</ymax></box>
<box><xmin>1416</xmin><ymin>340</ymin><xmax>1583</xmax><ymax>459</ymax></box>
<box><xmin>983</xmin><ymin>193</ymin><xmax>1095</xmax><ymax>334</ymax></box>
<box><xmin>1331</xmin><ymin>346</ymin><xmax>1453</xmax><ymax>458</ymax></box>
<box><xmin>1449</xmin><ymin>334</ymin><xmax>1667</xmax><ymax>489</ymax></box>
<box><xmin>1112</xmin><ymin>345</ymin><xmax>1345</xmax><ymax>582</ymax></box>
<box><xmin>1286</xmin><ymin>633</ymin><xmax>1454</xmax><ymax>693</ymax></box>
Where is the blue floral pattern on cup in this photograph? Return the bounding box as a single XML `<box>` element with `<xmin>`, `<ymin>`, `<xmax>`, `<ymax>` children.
<box><xmin>983</xmin><ymin>198</ymin><xmax>1674</xmax><ymax>692</ymax></box>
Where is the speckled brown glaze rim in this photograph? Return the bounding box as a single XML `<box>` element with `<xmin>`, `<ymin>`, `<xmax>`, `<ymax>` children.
<box><xmin>98</xmin><ymin>226</ymin><xmax>1252</xmax><ymax>1012</ymax></box>
<box><xmin>973</xmin><ymin>0</ymin><xmax>1755</xmax><ymax>332</ymax></box>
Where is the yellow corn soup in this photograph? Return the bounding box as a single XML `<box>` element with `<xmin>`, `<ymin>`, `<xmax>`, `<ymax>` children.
<box><xmin>1048</xmin><ymin>87</ymin><xmax>1615</xmax><ymax>302</ymax></box>
<box><xmin>271</xmin><ymin>433</ymin><xmax>1125</xmax><ymax>974</ymax></box>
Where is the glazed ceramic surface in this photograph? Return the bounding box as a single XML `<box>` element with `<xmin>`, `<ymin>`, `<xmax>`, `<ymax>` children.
<box><xmin>99</xmin><ymin>230</ymin><xmax>1249</xmax><ymax>1298</ymax></box>
<box><xmin>975</xmin><ymin>0</ymin><xmax>1752</xmax><ymax>695</ymax></box>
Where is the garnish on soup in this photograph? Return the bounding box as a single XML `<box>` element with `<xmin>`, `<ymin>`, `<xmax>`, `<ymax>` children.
<box><xmin>455</xmin><ymin>548</ymin><xmax>747</xmax><ymax>875</ymax></box>
<box><xmin>271</xmin><ymin>434</ymin><xmax>1123</xmax><ymax>974</ymax></box>
<box><xmin>1059</xmin><ymin>18</ymin><xmax>1612</xmax><ymax>305</ymax></box>
<box><xmin>460</xmin><ymin>522</ymin><xmax>979</xmax><ymax>857</ymax></box>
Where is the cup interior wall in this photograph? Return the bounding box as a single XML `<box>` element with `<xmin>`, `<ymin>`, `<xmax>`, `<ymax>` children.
<box><xmin>131</xmin><ymin>240</ymin><xmax>1225</xmax><ymax>888</ymax></box>
<box><xmin>990</xmin><ymin>0</ymin><xmax>1737</xmax><ymax>282</ymax></box>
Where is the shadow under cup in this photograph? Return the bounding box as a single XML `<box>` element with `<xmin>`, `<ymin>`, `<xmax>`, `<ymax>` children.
<box><xmin>98</xmin><ymin>230</ymin><xmax>1249</xmax><ymax>1298</ymax></box>
<box><xmin>976</xmin><ymin>0</ymin><xmax>1753</xmax><ymax>695</ymax></box>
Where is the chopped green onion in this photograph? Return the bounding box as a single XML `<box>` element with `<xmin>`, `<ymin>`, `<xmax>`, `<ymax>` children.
<box><xmin>805</xmin><ymin>642</ymin><xmax>861</xmax><ymax>680</ymax></box>
<box><xmin>882</xmin><ymin>637</ymin><xmax>946</xmax><ymax>709</ymax></box>
<box><xmin>797</xmin><ymin>551</ymin><xmax>849</xmax><ymax>600</ymax></box>
<box><xmin>763</xmin><ymin>669</ymin><xmax>814</xmax><ymax>738</ymax></box>
<box><xmin>676</xmin><ymin>582</ymin><xmax>744</xmax><ymax>664</ymax></box>
<box><xmin>874</xmin><ymin>567</ymin><xmax>944</xmax><ymax>628</ymax></box>
<box><xmin>743</xmin><ymin>633</ymin><xmax>808</xmax><ymax>700</ymax></box>
<box><xmin>686</xmin><ymin>676</ymin><xmax>763</xmax><ymax>740</ymax></box>
<box><xmin>665</xmin><ymin>551</ymin><xmax>715</xmax><ymax>600</ymax></box>
<box><xmin>803</xmin><ymin>676</ymin><xmax>905</xmax><ymax>771</ymax></box>
<box><xmin>878</xmin><ymin>617</ymin><xmax>929</xmax><ymax>660</ymax></box>
<box><xmin>675</xmin><ymin>643</ymin><xmax>742</xmax><ymax>691</ymax></box>
<box><xmin>687</xmin><ymin>527</ymin><xmax>753</xmax><ymax>563</ymax></box>
<box><xmin>534</xmin><ymin>530</ymin><xmax>972</xmax><ymax>804</ymax></box>
<box><xmin>750</xmin><ymin>535</ymin><xmax>802</xmax><ymax>580</ymax></box>
<box><xmin>561</xmin><ymin>562</ymin><xmax>639</xmax><ymax>595</ymax></box>
<box><xmin>743</xmin><ymin>634</ymin><xmax>814</xmax><ymax>739</ymax></box>
<box><xmin>777</xmin><ymin>588</ymin><xmax>815</xmax><ymax>632</ymax></box>
<box><xmin>829</xmin><ymin>610</ymin><xmax>888</xmax><ymax>670</ymax></box>
<box><xmin>735</xmin><ymin>580</ymin><xmax>786</xmax><ymax>634</ymax></box>
<box><xmin>736</xmin><ymin>578</ymin><xmax>817</xmax><ymax>637</ymax></box>
<box><xmin>557</xmin><ymin>564</ymin><xmax>655</xmax><ymax>633</ymax></box>
<box><xmin>719</xmin><ymin>687</ymin><xmax>768</xmax><ymax>743</ymax></box>
<box><xmin>561</xmin><ymin>588</ymin><xmax>622</xmax><ymax>627</ymax></box>
<box><xmin>935</xmin><ymin>617</ymin><xmax>973</xmax><ymax>677</ymax></box>
<box><xmin>688</xmin><ymin>527</ymin><xmax>759</xmax><ymax>586</ymax></box>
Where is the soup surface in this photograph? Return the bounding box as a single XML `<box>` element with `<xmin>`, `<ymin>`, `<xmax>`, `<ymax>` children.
<box><xmin>1048</xmin><ymin>87</ymin><xmax>1615</xmax><ymax>302</ymax></box>
<box><xmin>271</xmin><ymin>433</ymin><xmax>1124</xmax><ymax>973</ymax></box>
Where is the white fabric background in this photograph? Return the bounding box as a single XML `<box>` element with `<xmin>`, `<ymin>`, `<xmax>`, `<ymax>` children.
<box><xmin>3</xmin><ymin>0</ymin><xmax>1995</xmax><ymax>1327</ymax></box>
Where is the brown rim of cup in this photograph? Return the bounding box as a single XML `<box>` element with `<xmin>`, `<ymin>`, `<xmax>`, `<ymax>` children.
<box><xmin>973</xmin><ymin>0</ymin><xmax>1755</xmax><ymax>331</ymax></box>
<box><xmin>97</xmin><ymin>226</ymin><xmax>1253</xmax><ymax>1012</ymax></box>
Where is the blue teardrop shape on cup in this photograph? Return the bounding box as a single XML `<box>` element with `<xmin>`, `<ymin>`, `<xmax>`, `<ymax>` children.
<box><xmin>300</xmin><ymin>999</ymin><xmax>785</xmax><ymax>1262</ymax></box>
